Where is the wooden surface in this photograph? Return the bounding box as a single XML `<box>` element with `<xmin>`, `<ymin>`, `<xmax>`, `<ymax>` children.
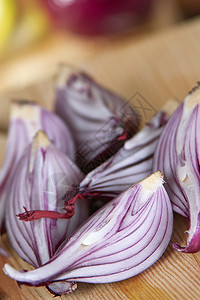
<box><xmin>1</xmin><ymin>17</ymin><xmax>200</xmax><ymax>299</ymax></box>
<box><xmin>0</xmin><ymin>0</ymin><xmax>182</xmax><ymax>96</ymax></box>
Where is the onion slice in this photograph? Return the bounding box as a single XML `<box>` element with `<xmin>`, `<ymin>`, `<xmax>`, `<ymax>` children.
<box><xmin>3</xmin><ymin>171</ymin><xmax>173</xmax><ymax>293</ymax></box>
<box><xmin>153</xmin><ymin>83</ymin><xmax>200</xmax><ymax>252</ymax></box>
<box><xmin>55</xmin><ymin>69</ymin><xmax>139</xmax><ymax>173</ymax></box>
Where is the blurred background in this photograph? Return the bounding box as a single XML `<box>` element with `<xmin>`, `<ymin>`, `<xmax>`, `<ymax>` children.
<box><xmin>0</xmin><ymin>0</ymin><xmax>200</xmax><ymax>95</ymax></box>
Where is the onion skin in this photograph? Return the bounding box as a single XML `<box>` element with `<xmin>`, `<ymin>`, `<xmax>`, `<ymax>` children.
<box><xmin>153</xmin><ymin>83</ymin><xmax>200</xmax><ymax>253</ymax></box>
<box><xmin>3</xmin><ymin>172</ymin><xmax>173</xmax><ymax>293</ymax></box>
<box><xmin>0</xmin><ymin>101</ymin><xmax>75</xmax><ymax>247</ymax></box>
<box><xmin>55</xmin><ymin>70</ymin><xmax>139</xmax><ymax>173</ymax></box>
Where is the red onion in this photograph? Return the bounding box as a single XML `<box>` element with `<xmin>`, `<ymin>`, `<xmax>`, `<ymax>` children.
<box><xmin>42</xmin><ymin>0</ymin><xmax>153</xmax><ymax>35</ymax></box>
<box><xmin>153</xmin><ymin>83</ymin><xmax>200</xmax><ymax>253</ymax></box>
<box><xmin>5</xmin><ymin>131</ymin><xmax>89</xmax><ymax>294</ymax></box>
<box><xmin>0</xmin><ymin>101</ymin><xmax>74</xmax><ymax>252</ymax></box>
<box><xmin>55</xmin><ymin>69</ymin><xmax>139</xmax><ymax>173</ymax></box>
<box><xmin>68</xmin><ymin>111</ymin><xmax>168</xmax><ymax>211</ymax></box>
<box><xmin>3</xmin><ymin>172</ymin><xmax>173</xmax><ymax>294</ymax></box>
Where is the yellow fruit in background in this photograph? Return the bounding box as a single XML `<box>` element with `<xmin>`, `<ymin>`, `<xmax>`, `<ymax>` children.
<box><xmin>0</xmin><ymin>0</ymin><xmax>18</xmax><ymax>53</ymax></box>
<box><xmin>9</xmin><ymin>4</ymin><xmax>51</xmax><ymax>52</ymax></box>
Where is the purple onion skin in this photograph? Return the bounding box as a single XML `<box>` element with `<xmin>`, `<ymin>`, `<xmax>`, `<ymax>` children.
<box><xmin>5</xmin><ymin>131</ymin><xmax>89</xmax><ymax>294</ymax></box>
<box><xmin>153</xmin><ymin>83</ymin><xmax>200</xmax><ymax>253</ymax></box>
<box><xmin>55</xmin><ymin>71</ymin><xmax>139</xmax><ymax>173</ymax></box>
<box><xmin>70</xmin><ymin>111</ymin><xmax>168</xmax><ymax>212</ymax></box>
<box><xmin>0</xmin><ymin>101</ymin><xmax>75</xmax><ymax>252</ymax></box>
<box><xmin>3</xmin><ymin>172</ymin><xmax>173</xmax><ymax>294</ymax></box>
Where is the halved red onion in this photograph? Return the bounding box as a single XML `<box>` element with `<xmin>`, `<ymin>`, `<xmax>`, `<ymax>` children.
<box><xmin>69</xmin><ymin>111</ymin><xmax>168</xmax><ymax>210</ymax></box>
<box><xmin>5</xmin><ymin>131</ymin><xmax>89</xmax><ymax>294</ymax></box>
<box><xmin>55</xmin><ymin>68</ymin><xmax>139</xmax><ymax>173</ymax></box>
<box><xmin>153</xmin><ymin>83</ymin><xmax>200</xmax><ymax>253</ymax></box>
<box><xmin>0</xmin><ymin>101</ymin><xmax>75</xmax><ymax>252</ymax></box>
<box><xmin>3</xmin><ymin>172</ymin><xmax>173</xmax><ymax>294</ymax></box>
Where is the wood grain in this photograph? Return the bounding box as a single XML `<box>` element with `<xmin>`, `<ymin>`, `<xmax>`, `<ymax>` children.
<box><xmin>1</xmin><ymin>17</ymin><xmax>200</xmax><ymax>300</ymax></box>
<box><xmin>0</xmin><ymin>0</ymin><xmax>181</xmax><ymax>95</ymax></box>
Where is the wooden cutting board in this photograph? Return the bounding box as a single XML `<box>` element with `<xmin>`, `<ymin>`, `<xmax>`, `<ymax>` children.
<box><xmin>1</xmin><ymin>17</ymin><xmax>200</xmax><ymax>300</ymax></box>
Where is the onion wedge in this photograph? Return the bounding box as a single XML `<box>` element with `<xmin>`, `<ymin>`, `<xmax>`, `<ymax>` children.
<box><xmin>68</xmin><ymin>111</ymin><xmax>168</xmax><ymax>211</ymax></box>
<box><xmin>5</xmin><ymin>131</ymin><xmax>89</xmax><ymax>294</ymax></box>
<box><xmin>153</xmin><ymin>83</ymin><xmax>200</xmax><ymax>253</ymax></box>
<box><xmin>3</xmin><ymin>172</ymin><xmax>173</xmax><ymax>294</ymax></box>
<box><xmin>6</xmin><ymin>130</ymin><xmax>88</xmax><ymax>265</ymax></box>
<box><xmin>55</xmin><ymin>69</ymin><xmax>139</xmax><ymax>172</ymax></box>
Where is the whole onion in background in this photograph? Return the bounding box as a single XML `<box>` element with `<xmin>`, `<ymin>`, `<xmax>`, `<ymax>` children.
<box><xmin>42</xmin><ymin>0</ymin><xmax>154</xmax><ymax>35</ymax></box>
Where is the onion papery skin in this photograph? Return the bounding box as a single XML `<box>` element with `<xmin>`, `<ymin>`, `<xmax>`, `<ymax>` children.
<box><xmin>55</xmin><ymin>70</ymin><xmax>139</xmax><ymax>173</ymax></box>
<box><xmin>5</xmin><ymin>131</ymin><xmax>89</xmax><ymax>294</ymax></box>
<box><xmin>0</xmin><ymin>101</ymin><xmax>75</xmax><ymax>247</ymax></box>
<box><xmin>153</xmin><ymin>83</ymin><xmax>200</xmax><ymax>253</ymax></box>
<box><xmin>3</xmin><ymin>172</ymin><xmax>173</xmax><ymax>292</ymax></box>
<box><xmin>75</xmin><ymin>111</ymin><xmax>168</xmax><ymax>210</ymax></box>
